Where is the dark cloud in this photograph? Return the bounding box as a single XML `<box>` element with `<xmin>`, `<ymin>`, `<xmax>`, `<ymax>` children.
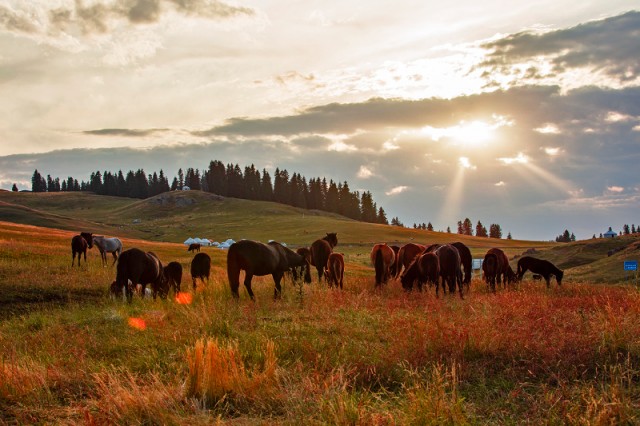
<box><xmin>196</xmin><ymin>85</ymin><xmax>640</xmax><ymax>138</ymax></box>
<box><xmin>0</xmin><ymin>0</ymin><xmax>255</xmax><ymax>36</ymax></box>
<box><xmin>83</xmin><ymin>128</ymin><xmax>167</xmax><ymax>137</ymax></box>
<box><xmin>480</xmin><ymin>10</ymin><xmax>640</xmax><ymax>82</ymax></box>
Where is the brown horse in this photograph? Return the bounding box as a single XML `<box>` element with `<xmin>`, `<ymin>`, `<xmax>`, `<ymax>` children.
<box><xmin>310</xmin><ymin>233</ymin><xmax>338</xmax><ymax>282</ymax></box>
<box><xmin>400</xmin><ymin>251</ymin><xmax>439</xmax><ymax>292</ymax></box>
<box><xmin>71</xmin><ymin>232</ymin><xmax>93</xmax><ymax>267</ymax></box>
<box><xmin>485</xmin><ymin>248</ymin><xmax>512</xmax><ymax>291</ymax></box>
<box><xmin>325</xmin><ymin>252</ymin><xmax>345</xmax><ymax>289</ymax></box>
<box><xmin>434</xmin><ymin>244</ymin><xmax>463</xmax><ymax>298</ymax></box>
<box><xmin>113</xmin><ymin>248</ymin><xmax>165</xmax><ymax>302</ymax></box>
<box><xmin>227</xmin><ymin>240</ymin><xmax>311</xmax><ymax>300</ymax></box>
<box><xmin>394</xmin><ymin>243</ymin><xmax>426</xmax><ymax>279</ymax></box>
<box><xmin>296</xmin><ymin>247</ymin><xmax>312</xmax><ymax>266</ymax></box>
<box><xmin>388</xmin><ymin>245</ymin><xmax>401</xmax><ymax>277</ymax></box>
<box><xmin>370</xmin><ymin>243</ymin><xmax>396</xmax><ymax>286</ymax></box>
<box><xmin>517</xmin><ymin>256</ymin><xmax>564</xmax><ymax>287</ymax></box>
<box><xmin>187</xmin><ymin>243</ymin><xmax>201</xmax><ymax>252</ymax></box>
<box><xmin>191</xmin><ymin>253</ymin><xmax>211</xmax><ymax>290</ymax></box>
<box><xmin>162</xmin><ymin>261</ymin><xmax>183</xmax><ymax>296</ymax></box>
<box><xmin>452</xmin><ymin>242</ymin><xmax>472</xmax><ymax>289</ymax></box>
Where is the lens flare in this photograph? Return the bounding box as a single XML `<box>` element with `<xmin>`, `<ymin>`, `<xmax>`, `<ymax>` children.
<box><xmin>128</xmin><ymin>317</ymin><xmax>147</xmax><ymax>331</ymax></box>
<box><xmin>175</xmin><ymin>292</ymin><xmax>193</xmax><ymax>305</ymax></box>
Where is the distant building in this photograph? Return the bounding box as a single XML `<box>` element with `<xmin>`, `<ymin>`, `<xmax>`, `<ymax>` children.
<box><xmin>603</xmin><ymin>227</ymin><xmax>617</xmax><ymax>238</ymax></box>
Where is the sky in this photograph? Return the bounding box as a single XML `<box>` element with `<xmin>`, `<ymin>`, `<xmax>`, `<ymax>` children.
<box><xmin>0</xmin><ymin>0</ymin><xmax>639</xmax><ymax>241</ymax></box>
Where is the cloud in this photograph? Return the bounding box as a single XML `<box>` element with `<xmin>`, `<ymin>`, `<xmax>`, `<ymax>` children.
<box><xmin>499</xmin><ymin>153</ymin><xmax>529</xmax><ymax>165</ymax></box>
<box><xmin>543</xmin><ymin>147</ymin><xmax>561</xmax><ymax>156</ymax></box>
<box><xmin>479</xmin><ymin>11</ymin><xmax>640</xmax><ymax>84</ymax></box>
<box><xmin>534</xmin><ymin>123</ymin><xmax>561</xmax><ymax>134</ymax></box>
<box><xmin>357</xmin><ymin>166</ymin><xmax>374</xmax><ymax>179</ymax></box>
<box><xmin>386</xmin><ymin>186</ymin><xmax>408</xmax><ymax>196</ymax></box>
<box><xmin>494</xmin><ymin>181</ymin><xmax>506</xmax><ymax>186</ymax></box>
<box><xmin>607</xmin><ymin>185</ymin><xmax>624</xmax><ymax>193</ymax></box>
<box><xmin>0</xmin><ymin>1</ymin><xmax>255</xmax><ymax>36</ymax></box>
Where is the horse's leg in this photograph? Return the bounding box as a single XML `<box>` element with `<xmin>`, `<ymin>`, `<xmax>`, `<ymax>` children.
<box><xmin>72</xmin><ymin>251</ymin><xmax>76</xmax><ymax>267</ymax></box>
<box><xmin>273</xmin><ymin>272</ymin><xmax>283</xmax><ymax>299</ymax></box>
<box><xmin>544</xmin><ymin>274</ymin><xmax>551</xmax><ymax>288</ymax></box>
<box><xmin>243</xmin><ymin>273</ymin><xmax>255</xmax><ymax>301</ymax></box>
<box><xmin>111</xmin><ymin>252</ymin><xmax>118</xmax><ymax>267</ymax></box>
<box><xmin>126</xmin><ymin>282</ymin><xmax>134</xmax><ymax>303</ymax></box>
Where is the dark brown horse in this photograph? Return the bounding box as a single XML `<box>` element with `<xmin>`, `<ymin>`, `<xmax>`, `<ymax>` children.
<box><xmin>163</xmin><ymin>261</ymin><xmax>183</xmax><ymax>295</ymax></box>
<box><xmin>482</xmin><ymin>252</ymin><xmax>499</xmax><ymax>292</ymax></box>
<box><xmin>388</xmin><ymin>245</ymin><xmax>401</xmax><ymax>277</ymax></box>
<box><xmin>325</xmin><ymin>252</ymin><xmax>345</xmax><ymax>289</ymax></box>
<box><xmin>71</xmin><ymin>232</ymin><xmax>93</xmax><ymax>267</ymax></box>
<box><xmin>394</xmin><ymin>243</ymin><xmax>426</xmax><ymax>279</ymax></box>
<box><xmin>113</xmin><ymin>248</ymin><xmax>165</xmax><ymax>302</ymax></box>
<box><xmin>310</xmin><ymin>233</ymin><xmax>338</xmax><ymax>282</ymax></box>
<box><xmin>296</xmin><ymin>247</ymin><xmax>312</xmax><ymax>266</ymax></box>
<box><xmin>452</xmin><ymin>242</ymin><xmax>472</xmax><ymax>289</ymax></box>
<box><xmin>517</xmin><ymin>256</ymin><xmax>564</xmax><ymax>287</ymax></box>
<box><xmin>227</xmin><ymin>240</ymin><xmax>311</xmax><ymax>299</ymax></box>
<box><xmin>485</xmin><ymin>248</ymin><xmax>512</xmax><ymax>291</ymax></box>
<box><xmin>434</xmin><ymin>244</ymin><xmax>463</xmax><ymax>298</ymax></box>
<box><xmin>187</xmin><ymin>243</ymin><xmax>201</xmax><ymax>252</ymax></box>
<box><xmin>400</xmin><ymin>251</ymin><xmax>439</xmax><ymax>292</ymax></box>
<box><xmin>370</xmin><ymin>243</ymin><xmax>396</xmax><ymax>286</ymax></box>
<box><xmin>191</xmin><ymin>253</ymin><xmax>211</xmax><ymax>290</ymax></box>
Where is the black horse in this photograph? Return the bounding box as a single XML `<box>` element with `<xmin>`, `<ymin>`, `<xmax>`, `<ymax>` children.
<box><xmin>191</xmin><ymin>253</ymin><xmax>211</xmax><ymax>290</ymax></box>
<box><xmin>434</xmin><ymin>244</ymin><xmax>463</xmax><ymax>298</ymax></box>
<box><xmin>113</xmin><ymin>248</ymin><xmax>165</xmax><ymax>302</ymax></box>
<box><xmin>517</xmin><ymin>256</ymin><xmax>564</xmax><ymax>287</ymax></box>
<box><xmin>71</xmin><ymin>232</ymin><xmax>93</xmax><ymax>267</ymax></box>
<box><xmin>310</xmin><ymin>233</ymin><xmax>338</xmax><ymax>282</ymax></box>
<box><xmin>227</xmin><ymin>240</ymin><xmax>311</xmax><ymax>300</ymax></box>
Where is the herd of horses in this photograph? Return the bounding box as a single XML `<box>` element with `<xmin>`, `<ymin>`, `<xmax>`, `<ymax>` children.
<box><xmin>70</xmin><ymin>230</ymin><xmax>563</xmax><ymax>302</ymax></box>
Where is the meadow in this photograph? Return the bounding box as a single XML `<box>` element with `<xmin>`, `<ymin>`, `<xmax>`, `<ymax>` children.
<box><xmin>1</xmin><ymin>220</ymin><xmax>639</xmax><ymax>425</ymax></box>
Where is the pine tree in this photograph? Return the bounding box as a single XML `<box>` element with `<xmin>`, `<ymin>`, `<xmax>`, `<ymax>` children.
<box><xmin>12</xmin><ymin>183</ymin><xmax>18</xmax><ymax>192</ymax></box>
<box><xmin>427</xmin><ymin>222</ymin><xmax>434</xmax><ymax>231</ymax></box>
<box><xmin>447</xmin><ymin>226</ymin><xmax>451</xmax><ymax>233</ymax></box>
<box><xmin>507</xmin><ymin>232</ymin><xmax>512</xmax><ymax>240</ymax></box>
<box><xmin>377</xmin><ymin>207</ymin><xmax>388</xmax><ymax>225</ymax></box>
<box><xmin>260</xmin><ymin>169</ymin><xmax>273</xmax><ymax>201</ymax></box>
<box><xmin>623</xmin><ymin>224</ymin><xmax>630</xmax><ymax>235</ymax></box>
<box><xmin>475</xmin><ymin>220</ymin><xmax>488</xmax><ymax>237</ymax></box>
<box><xmin>489</xmin><ymin>223</ymin><xmax>503</xmax><ymax>239</ymax></box>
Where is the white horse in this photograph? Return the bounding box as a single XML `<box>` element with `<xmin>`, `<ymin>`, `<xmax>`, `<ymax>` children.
<box><xmin>92</xmin><ymin>236</ymin><xmax>123</xmax><ymax>267</ymax></box>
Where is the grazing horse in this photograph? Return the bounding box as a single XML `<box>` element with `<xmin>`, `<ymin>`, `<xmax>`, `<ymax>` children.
<box><xmin>388</xmin><ymin>245</ymin><xmax>400</xmax><ymax>277</ymax></box>
<box><xmin>325</xmin><ymin>252</ymin><xmax>345</xmax><ymax>289</ymax></box>
<box><xmin>113</xmin><ymin>248</ymin><xmax>165</xmax><ymax>302</ymax></box>
<box><xmin>394</xmin><ymin>243</ymin><xmax>426</xmax><ymax>279</ymax></box>
<box><xmin>434</xmin><ymin>244</ymin><xmax>463</xmax><ymax>298</ymax></box>
<box><xmin>92</xmin><ymin>235</ymin><xmax>123</xmax><ymax>267</ymax></box>
<box><xmin>452</xmin><ymin>242</ymin><xmax>472</xmax><ymax>289</ymax></box>
<box><xmin>187</xmin><ymin>243</ymin><xmax>201</xmax><ymax>253</ymax></box>
<box><xmin>400</xmin><ymin>251</ymin><xmax>440</xmax><ymax>292</ymax></box>
<box><xmin>485</xmin><ymin>248</ymin><xmax>513</xmax><ymax>290</ymax></box>
<box><xmin>370</xmin><ymin>243</ymin><xmax>396</xmax><ymax>286</ymax></box>
<box><xmin>517</xmin><ymin>256</ymin><xmax>564</xmax><ymax>287</ymax></box>
<box><xmin>191</xmin><ymin>253</ymin><xmax>211</xmax><ymax>290</ymax></box>
<box><xmin>71</xmin><ymin>232</ymin><xmax>93</xmax><ymax>267</ymax></box>
<box><xmin>163</xmin><ymin>261</ymin><xmax>183</xmax><ymax>295</ymax></box>
<box><xmin>482</xmin><ymin>252</ymin><xmax>499</xmax><ymax>292</ymax></box>
<box><xmin>310</xmin><ymin>233</ymin><xmax>338</xmax><ymax>282</ymax></box>
<box><xmin>227</xmin><ymin>240</ymin><xmax>311</xmax><ymax>300</ymax></box>
<box><xmin>296</xmin><ymin>247</ymin><xmax>312</xmax><ymax>266</ymax></box>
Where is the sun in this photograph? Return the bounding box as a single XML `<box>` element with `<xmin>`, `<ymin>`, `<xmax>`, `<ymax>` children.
<box><xmin>421</xmin><ymin>119</ymin><xmax>501</xmax><ymax>148</ymax></box>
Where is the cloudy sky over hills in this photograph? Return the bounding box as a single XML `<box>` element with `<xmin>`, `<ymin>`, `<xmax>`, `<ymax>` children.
<box><xmin>0</xmin><ymin>1</ymin><xmax>638</xmax><ymax>240</ymax></box>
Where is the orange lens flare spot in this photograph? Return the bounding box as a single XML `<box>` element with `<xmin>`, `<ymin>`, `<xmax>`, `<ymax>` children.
<box><xmin>128</xmin><ymin>317</ymin><xmax>147</xmax><ymax>330</ymax></box>
<box><xmin>175</xmin><ymin>292</ymin><xmax>193</xmax><ymax>305</ymax></box>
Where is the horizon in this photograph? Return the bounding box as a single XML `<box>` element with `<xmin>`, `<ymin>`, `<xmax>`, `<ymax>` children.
<box><xmin>0</xmin><ymin>1</ymin><xmax>638</xmax><ymax>241</ymax></box>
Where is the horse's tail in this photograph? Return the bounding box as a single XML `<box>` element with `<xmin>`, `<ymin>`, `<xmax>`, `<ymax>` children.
<box><xmin>226</xmin><ymin>245</ymin><xmax>241</xmax><ymax>298</ymax></box>
<box><xmin>375</xmin><ymin>247</ymin><xmax>385</xmax><ymax>285</ymax></box>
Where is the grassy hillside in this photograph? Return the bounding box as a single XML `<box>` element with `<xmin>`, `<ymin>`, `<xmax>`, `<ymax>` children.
<box><xmin>2</xmin><ymin>190</ymin><xmax>638</xmax><ymax>283</ymax></box>
<box><xmin>0</xmin><ymin>221</ymin><xmax>638</xmax><ymax>424</ymax></box>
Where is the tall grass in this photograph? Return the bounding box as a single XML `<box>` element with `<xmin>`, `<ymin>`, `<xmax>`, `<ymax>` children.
<box><xmin>1</xmin><ymin>221</ymin><xmax>639</xmax><ymax>424</ymax></box>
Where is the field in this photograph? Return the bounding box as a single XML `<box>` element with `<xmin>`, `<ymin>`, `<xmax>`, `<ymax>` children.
<box><xmin>1</xmin><ymin>217</ymin><xmax>640</xmax><ymax>425</ymax></box>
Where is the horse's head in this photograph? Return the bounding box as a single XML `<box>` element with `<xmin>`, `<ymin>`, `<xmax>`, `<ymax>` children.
<box><xmin>556</xmin><ymin>269</ymin><xmax>564</xmax><ymax>285</ymax></box>
<box><xmin>81</xmin><ymin>232</ymin><xmax>93</xmax><ymax>248</ymax></box>
<box><xmin>324</xmin><ymin>232</ymin><xmax>338</xmax><ymax>248</ymax></box>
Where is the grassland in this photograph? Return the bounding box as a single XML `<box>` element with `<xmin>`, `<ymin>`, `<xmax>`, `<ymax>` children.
<box><xmin>1</xmin><ymin>217</ymin><xmax>639</xmax><ymax>424</ymax></box>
